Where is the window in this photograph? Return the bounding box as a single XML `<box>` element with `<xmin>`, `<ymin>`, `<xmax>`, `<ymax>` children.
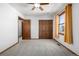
<box><xmin>59</xmin><ymin>12</ymin><xmax>65</xmax><ymax>35</ymax></box>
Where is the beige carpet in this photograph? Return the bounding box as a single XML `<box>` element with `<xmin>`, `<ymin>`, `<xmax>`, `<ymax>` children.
<box><xmin>0</xmin><ymin>37</ymin><xmax>76</xmax><ymax>56</ymax></box>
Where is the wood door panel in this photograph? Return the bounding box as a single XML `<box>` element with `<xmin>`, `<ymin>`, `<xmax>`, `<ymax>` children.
<box><xmin>22</xmin><ymin>20</ymin><xmax>31</xmax><ymax>39</ymax></box>
<box><xmin>39</xmin><ymin>20</ymin><xmax>53</xmax><ymax>39</ymax></box>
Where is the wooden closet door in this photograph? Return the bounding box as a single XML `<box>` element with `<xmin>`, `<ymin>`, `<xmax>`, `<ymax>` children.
<box><xmin>22</xmin><ymin>20</ymin><xmax>31</xmax><ymax>39</ymax></box>
<box><xmin>48</xmin><ymin>20</ymin><xmax>53</xmax><ymax>39</ymax></box>
<box><xmin>39</xmin><ymin>20</ymin><xmax>53</xmax><ymax>39</ymax></box>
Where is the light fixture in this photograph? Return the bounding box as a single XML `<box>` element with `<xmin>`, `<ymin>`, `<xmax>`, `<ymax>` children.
<box><xmin>34</xmin><ymin>3</ymin><xmax>40</xmax><ymax>8</ymax></box>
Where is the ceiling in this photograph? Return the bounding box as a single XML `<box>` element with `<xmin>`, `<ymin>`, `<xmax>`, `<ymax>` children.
<box><xmin>9</xmin><ymin>3</ymin><xmax>66</xmax><ymax>16</ymax></box>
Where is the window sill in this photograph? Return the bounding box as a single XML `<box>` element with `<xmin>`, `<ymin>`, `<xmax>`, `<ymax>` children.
<box><xmin>59</xmin><ymin>33</ymin><xmax>64</xmax><ymax>35</ymax></box>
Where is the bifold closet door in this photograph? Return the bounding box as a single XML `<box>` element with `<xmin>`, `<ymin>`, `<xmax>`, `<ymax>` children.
<box><xmin>22</xmin><ymin>20</ymin><xmax>31</xmax><ymax>39</ymax></box>
<box><xmin>39</xmin><ymin>20</ymin><xmax>53</xmax><ymax>39</ymax></box>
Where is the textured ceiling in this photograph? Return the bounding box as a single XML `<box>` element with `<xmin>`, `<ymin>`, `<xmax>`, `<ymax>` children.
<box><xmin>9</xmin><ymin>3</ymin><xmax>66</xmax><ymax>16</ymax></box>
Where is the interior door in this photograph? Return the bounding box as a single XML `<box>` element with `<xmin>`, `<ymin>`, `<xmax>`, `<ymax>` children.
<box><xmin>22</xmin><ymin>20</ymin><xmax>31</xmax><ymax>39</ymax></box>
<box><xmin>39</xmin><ymin>20</ymin><xmax>53</xmax><ymax>39</ymax></box>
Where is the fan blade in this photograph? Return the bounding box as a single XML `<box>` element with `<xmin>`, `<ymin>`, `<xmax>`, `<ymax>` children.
<box><xmin>32</xmin><ymin>6</ymin><xmax>35</xmax><ymax>10</ymax></box>
<box><xmin>28</xmin><ymin>3</ymin><xmax>34</xmax><ymax>4</ymax></box>
<box><xmin>28</xmin><ymin>3</ymin><xmax>49</xmax><ymax>5</ymax></box>
<box><xmin>39</xmin><ymin>7</ymin><xmax>43</xmax><ymax>11</ymax></box>
<box><xmin>40</xmin><ymin>3</ymin><xmax>49</xmax><ymax>5</ymax></box>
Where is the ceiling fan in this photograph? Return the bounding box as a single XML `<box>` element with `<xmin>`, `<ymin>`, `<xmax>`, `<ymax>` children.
<box><xmin>28</xmin><ymin>3</ymin><xmax>49</xmax><ymax>11</ymax></box>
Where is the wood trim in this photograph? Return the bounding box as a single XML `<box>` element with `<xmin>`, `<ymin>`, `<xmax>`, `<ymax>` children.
<box><xmin>18</xmin><ymin>16</ymin><xmax>24</xmax><ymax>20</ymax></box>
<box><xmin>0</xmin><ymin>42</ymin><xmax>18</xmax><ymax>54</ymax></box>
<box><xmin>54</xmin><ymin>38</ymin><xmax>78</xmax><ymax>56</ymax></box>
<box><xmin>59</xmin><ymin>33</ymin><xmax>64</xmax><ymax>35</ymax></box>
<box><xmin>58</xmin><ymin>11</ymin><xmax>65</xmax><ymax>16</ymax></box>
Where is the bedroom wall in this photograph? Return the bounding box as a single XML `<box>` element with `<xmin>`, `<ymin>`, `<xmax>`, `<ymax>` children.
<box><xmin>53</xmin><ymin>3</ymin><xmax>79</xmax><ymax>55</ymax></box>
<box><xmin>0</xmin><ymin>3</ymin><xmax>24</xmax><ymax>53</ymax></box>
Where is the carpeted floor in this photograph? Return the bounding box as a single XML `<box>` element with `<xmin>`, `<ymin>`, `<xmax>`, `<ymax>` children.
<box><xmin>0</xmin><ymin>37</ymin><xmax>76</xmax><ymax>56</ymax></box>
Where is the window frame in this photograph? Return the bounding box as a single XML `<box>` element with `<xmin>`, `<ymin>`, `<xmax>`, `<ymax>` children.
<box><xmin>58</xmin><ymin>11</ymin><xmax>65</xmax><ymax>35</ymax></box>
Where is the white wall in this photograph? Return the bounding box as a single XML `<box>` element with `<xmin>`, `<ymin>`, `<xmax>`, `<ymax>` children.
<box><xmin>24</xmin><ymin>15</ymin><xmax>53</xmax><ymax>38</ymax></box>
<box><xmin>53</xmin><ymin>4</ymin><xmax>79</xmax><ymax>55</ymax></box>
<box><xmin>0</xmin><ymin>3</ymin><xmax>24</xmax><ymax>53</ymax></box>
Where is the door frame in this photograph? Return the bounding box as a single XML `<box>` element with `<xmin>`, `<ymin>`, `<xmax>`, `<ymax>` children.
<box><xmin>18</xmin><ymin>17</ymin><xmax>25</xmax><ymax>42</ymax></box>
